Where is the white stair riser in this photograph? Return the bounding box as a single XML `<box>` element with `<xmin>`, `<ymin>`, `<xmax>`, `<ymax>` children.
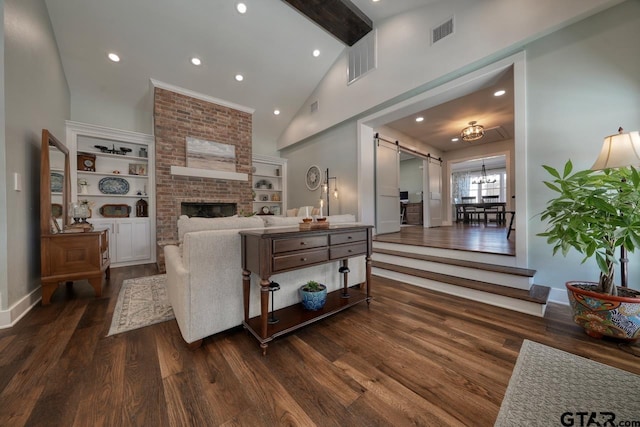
<box><xmin>372</xmin><ymin>269</ymin><xmax>546</xmax><ymax>318</ymax></box>
<box><xmin>373</xmin><ymin>253</ymin><xmax>532</xmax><ymax>290</ymax></box>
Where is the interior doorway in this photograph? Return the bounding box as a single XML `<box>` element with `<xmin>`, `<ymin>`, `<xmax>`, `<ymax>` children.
<box><xmin>357</xmin><ymin>52</ymin><xmax>528</xmax><ymax>268</ymax></box>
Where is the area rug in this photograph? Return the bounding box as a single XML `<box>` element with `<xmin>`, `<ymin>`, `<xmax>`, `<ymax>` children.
<box><xmin>495</xmin><ymin>340</ymin><xmax>640</xmax><ymax>426</ymax></box>
<box><xmin>107</xmin><ymin>275</ymin><xmax>174</xmax><ymax>336</ymax></box>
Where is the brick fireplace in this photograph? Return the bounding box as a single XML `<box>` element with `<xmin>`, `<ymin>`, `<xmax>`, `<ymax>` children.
<box><xmin>154</xmin><ymin>87</ymin><xmax>253</xmax><ymax>269</ymax></box>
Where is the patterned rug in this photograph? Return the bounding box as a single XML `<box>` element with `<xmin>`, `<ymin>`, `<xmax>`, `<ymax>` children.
<box><xmin>495</xmin><ymin>340</ymin><xmax>640</xmax><ymax>426</ymax></box>
<box><xmin>107</xmin><ymin>275</ymin><xmax>174</xmax><ymax>336</ymax></box>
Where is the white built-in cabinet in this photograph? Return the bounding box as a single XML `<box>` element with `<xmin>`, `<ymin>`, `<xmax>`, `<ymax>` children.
<box><xmin>252</xmin><ymin>154</ymin><xmax>287</xmax><ymax>216</ymax></box>
<box><xmin>66</xmin><ymin>121</ymin><xmax>156</xmax><ymax>267</ymax></box>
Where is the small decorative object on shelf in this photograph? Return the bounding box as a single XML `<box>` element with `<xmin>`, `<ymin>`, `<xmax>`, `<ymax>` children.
<box><xmin>139</xmin><ymin>147</ymin><xmax>147</xmax><ymax>158</ymax></box>
<box><xmin>128</xmin><ymin>163</ymin><xmax>147</xmax><ymax>176</ymax></box>
<box><xmin>77</xmin><ymin>153</ymin><xmax>96</xmax><ymax>171</ymax></box>
<box><xmin>136</xmin><ymin>199</ymin><xmax>148</xmax><ymax>217</ymax></box>
<box><xmin>94</xmin><ymin>144</ymin><xmax>132</xmax><ymax>156</ymax></box>
<box><xmin>78</xmin><ymin>178</ymin><xmax>89</xmax><ymax>195</ymax></box>
<box><xmin>99</xmin><ymin>204</ymin><xmax>131</xmax><ymax>218</ymax></box>
<box><xmin>300</xmin><ymin>280</ymin><xmax>327</xmax><ymax>311</ymax></box>
<box><xmin>271</xmin><ymin>193</ymin><xmax>280</xmax><ymax>201</ymax></box>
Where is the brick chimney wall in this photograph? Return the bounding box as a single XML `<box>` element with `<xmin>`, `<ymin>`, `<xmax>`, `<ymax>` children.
<box><xmin>154</xmin><ymin>87</ymin><xmax>252</xmax><ymax>269</ymax></box>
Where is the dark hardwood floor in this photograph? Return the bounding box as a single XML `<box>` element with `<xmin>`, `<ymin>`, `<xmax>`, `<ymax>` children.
<box><xmin>375</xmin><ymin>223</ymin><xmax>515</xmax><ymax>256</ymax></box>
<box><xmin>1</xmin><ymin>265</ymin><xmax>638</xmax><ymax>426</ymax></box>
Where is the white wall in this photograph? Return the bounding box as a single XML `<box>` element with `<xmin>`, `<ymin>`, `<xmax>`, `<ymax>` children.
<box><xmin>280</xmin><ymin>121</ymin><xmax>358</xmax><ymax>216</ymax></box>
<box><xmin>1</xmin><ymin>0</ymin><xmax>70</xmax><ymax>315</ymax></box>
<box><xmin>525</xmin><ymin>1</ymin><xmax>640</xmax><ymax>294</ymax></box>
<box><xmin>279</xmin><ymin>0</ymin><xmax>621</xmax><ymax>148</ymax></box>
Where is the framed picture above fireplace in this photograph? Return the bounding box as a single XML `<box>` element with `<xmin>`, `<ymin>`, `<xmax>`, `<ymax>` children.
<box><xmin>186</xmin><ymin>137</ymin><xmax>236</xmax><ymax>172</ymax></box>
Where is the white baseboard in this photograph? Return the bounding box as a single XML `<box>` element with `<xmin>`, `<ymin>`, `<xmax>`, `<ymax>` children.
<box><xmin>0</xmin><ymin>287</ymin><xmax>41</xmax><ymax>329</ymax></box>
<box><xmin>548</xmin><ymin>287</ymin><xmax>569</xmax><ymax>305</ymax></box>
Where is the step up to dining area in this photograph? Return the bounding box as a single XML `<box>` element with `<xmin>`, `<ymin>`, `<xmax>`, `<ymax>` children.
<box><xmin>371</xmin><ymin>243</ymin><xmax>550</xmax><ymax>317</ymax></box>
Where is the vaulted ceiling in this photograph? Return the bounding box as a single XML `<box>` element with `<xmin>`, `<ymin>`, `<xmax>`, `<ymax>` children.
<box><xmin>44</xmin><ymin>0</ymin><xmax>513</xmax><ymax>151</ymax></box>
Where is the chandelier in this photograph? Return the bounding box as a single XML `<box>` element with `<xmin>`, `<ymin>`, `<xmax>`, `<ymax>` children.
<box><xmin>461</xmin><ymin>121</ymin><xmax>485</xmax><ymax>142</ymax></box>
<box><xmin>471</xmin><ymin>161</ymin><xmax>497</xmax><ymax>184</ymax></box>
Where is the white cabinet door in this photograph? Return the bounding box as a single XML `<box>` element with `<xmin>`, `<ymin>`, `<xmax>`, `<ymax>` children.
<box><xmin>116</xmin><ymin>219</ymin><xmax>150</xmax><ymax>262</ymax></box>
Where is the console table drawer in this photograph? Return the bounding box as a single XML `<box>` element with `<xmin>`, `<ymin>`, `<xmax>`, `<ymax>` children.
<box><xmin>273</xmin><ymin>235</ymin><xmax>327</xmax><ymax>254</ymax></box>
<box><xmin>330</xmin><ymin>242</ymin><xmax>367</xmax><ymax>260</ymax></box>
<box><xmin>273</xmin><ymin>248</ymin><xmax>328</xmax><ymax>271</ymax></box>
<box><xmin>329</xmin><ymin>231</ymin><xmax>367</xmax><ymax>246</ymax></box>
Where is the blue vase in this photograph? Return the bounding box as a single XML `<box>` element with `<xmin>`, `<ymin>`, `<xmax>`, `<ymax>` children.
<box><xmin>300</xmin><ymin>284</ymin><xmax>327</xmax><ymax>311</ymax></box>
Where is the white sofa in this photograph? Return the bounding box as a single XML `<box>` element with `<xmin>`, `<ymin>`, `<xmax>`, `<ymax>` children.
<box><xmin>163</xmin><ymin>214</ymin><xmax>365</xmax><ymax>347</ymax></box>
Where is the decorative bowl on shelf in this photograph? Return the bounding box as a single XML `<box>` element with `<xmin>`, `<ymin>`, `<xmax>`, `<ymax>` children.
<box><xmin>301</xmin><ymin>217</ymin><xmax>313</xmax><ymax>223</ymax></box>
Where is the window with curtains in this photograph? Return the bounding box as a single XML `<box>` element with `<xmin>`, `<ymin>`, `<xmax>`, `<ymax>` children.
<box><xmin>453</xmin><ymin>169</ymin><xmax>507</xmax><ymax>202</ymax></box>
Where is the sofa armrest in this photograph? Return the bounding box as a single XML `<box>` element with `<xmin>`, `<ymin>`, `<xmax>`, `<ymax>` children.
<box><xmin>163</xmin><ymin>244</ymin><xmax>192</xmax><ymax>342</ymax></box>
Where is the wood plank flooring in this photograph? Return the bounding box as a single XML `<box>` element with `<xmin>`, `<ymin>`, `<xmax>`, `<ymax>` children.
<box><xmin>1</xmin><ymin>265</ymin><xmax>638</xmax><ymax>426</ymax></box>
<box><xmin>375</xmin><ymin>224</ymin><xmax>515</xmax><ymax>256</ymax></box>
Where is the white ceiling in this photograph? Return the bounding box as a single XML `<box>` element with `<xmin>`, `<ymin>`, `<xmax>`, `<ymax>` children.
<box><xmin>44</xmin><ymin>0</ymin><xmax>439</xmax><ymax>147</ymax></box>
<box><xmin>385</xmin><ymin>67</ymin><xmax>515</xmax><ymax>153</ymax></box>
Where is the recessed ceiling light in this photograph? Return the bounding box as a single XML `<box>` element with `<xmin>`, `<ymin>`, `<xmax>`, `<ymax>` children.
<box><xmin>236</xmin><ymin>2</ymin><xmax>247</xmax><ymax>14</ymax></box>
<box><xmin>372</xmin><ymin>0</ymin><xmax>381</xmax><ymax>2</ymax></box>
<box><xmin>190</xmin><ymin>57</ymin><xmax>201</xmax><ymax>66</ymax></box>
<box><xmin>312</xmin><ymin>49</ymin><xmax>320</xmax><ymax>57</ymax></box>
<box><xmin>235</xmin><ymin>74</ymin><xmax>244</xmax><ymax>82</ymax></box>
<box><xmin>494</xmin><ymin>89</ymin><xmax>506</xmax><ymax>97</ymax></box>
<box><xmin>273</xmin><ymin>109</ymin><xmax>280</xmax><ymax>115</ymax></box>
<box><xmin>108</xmin><ymin>53</ymin><xmax>120</xmax><ymax>62</ymax></box>
<box><xmin>451</xmin><ymin>137</ymin><xmax>459</xmax><ymax>142</ymax></box>
<box><xmin>415</xmin><ymin>117</ymin><xmax>424</xmax><ymax>122</ymax></box>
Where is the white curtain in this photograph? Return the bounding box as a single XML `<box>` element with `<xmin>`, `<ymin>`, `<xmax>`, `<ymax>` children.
<box><xmin>452</xmin><ymin>171</ymin><xmax>471</xmax><ymax>203</ymax></box>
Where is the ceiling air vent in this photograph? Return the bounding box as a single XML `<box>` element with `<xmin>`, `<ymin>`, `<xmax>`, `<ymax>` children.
<box><xmin>310</xmin><ymin>100</ymin><xmax>319</xmax><ymax>113</ymax></box>
<box><xmin>431</xmin><ymin>17</ymin><xmax>454</xmax><ymax>44</ymax></box>
<box><xmin>348</xmin><ymin>30</ymin><xmax>376</xmax><ymax>85</ymax></box>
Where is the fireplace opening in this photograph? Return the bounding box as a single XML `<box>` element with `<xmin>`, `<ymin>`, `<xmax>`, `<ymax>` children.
<box><xmin>181</xmin><ymin>202</ymin><xmax>237</xmax><ymax>218</ymax></box>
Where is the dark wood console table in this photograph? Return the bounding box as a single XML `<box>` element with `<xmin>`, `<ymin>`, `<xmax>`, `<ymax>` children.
<box><xmin>240</xmin><ymin>224</ymin><xmax>373</xmax><ymax>355</ymax></box>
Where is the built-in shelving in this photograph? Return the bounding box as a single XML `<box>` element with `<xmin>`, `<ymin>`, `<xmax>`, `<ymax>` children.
<box><xmin>67</xmin><ymin>120</ymin><xmax>156</xmax><ymax>267</ymax></box>
<box><xmin>252</xmin><ymin>154</ymin><xmax>287</xmax><ymax>216</ymax></box>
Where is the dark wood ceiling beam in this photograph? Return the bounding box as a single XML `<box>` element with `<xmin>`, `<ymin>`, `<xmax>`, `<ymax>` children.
<box><xmin>282</xmin><ymin>0</ymin><xmax>373</xmax><ymax>46</ymax></box>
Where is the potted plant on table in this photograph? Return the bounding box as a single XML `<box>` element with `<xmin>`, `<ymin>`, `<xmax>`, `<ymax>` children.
<box><xmin>538</xmin><ymin>155</ymin><xmax>640</xmax><ymax>341</ymax></box>
<box><xmin>300</xmin><ymin>280</ymin><xmax>327</xmax><ymax>311</ymax></box>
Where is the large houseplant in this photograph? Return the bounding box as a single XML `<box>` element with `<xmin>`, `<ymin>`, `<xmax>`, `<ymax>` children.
<box><xmin>538</xmin><ymin>160</ymin><xmax>640</xmax><ymax>339</ymax></box>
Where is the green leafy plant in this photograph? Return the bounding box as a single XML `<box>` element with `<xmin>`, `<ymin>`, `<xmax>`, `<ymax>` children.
<box><xmin>538</xmin><ymin>160</ymin><xmax>640</xmax><ymax>295</ymax></box>
<box><xmin>302</xmin><ymin>280</ymin><xmax>323</xmax><ymax>292</ymax></box>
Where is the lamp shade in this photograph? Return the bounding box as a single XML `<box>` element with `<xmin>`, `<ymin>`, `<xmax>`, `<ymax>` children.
<box><xmin>591</xmin><ymin>130</ymin><xmax>640</xmax><ymax>170</ymax></box>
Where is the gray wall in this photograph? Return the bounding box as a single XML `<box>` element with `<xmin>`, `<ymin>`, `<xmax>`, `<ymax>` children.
<box><xmin>281</xmin><ymin>1</ymin><xmax>640</xmax><ymax>296</ymax></box>
<box><xmin>281</xmin><ymin>121</ymin><xmax>358</xmax><ymax>217</ymax></box>
<box><xmin>1</xmin><ymin>0</ymin><xmax>70</xmax><ymax>311</ymax></box>
<box><xmin>525</xmin><ymin>0</ymin><xmax>640</xmax><ymax>292</ymax></box>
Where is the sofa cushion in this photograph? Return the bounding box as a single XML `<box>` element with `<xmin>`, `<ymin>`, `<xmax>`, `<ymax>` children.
<box><xmin>324</xmin><ymin>214</ymin><xmax>357</xmax><ymax>223</ymax></box>
<box><xmin>177</xmin><ymin>215</ymin><xmax>264</xmax><ymax>240</ymax></box>
<box><xmin>262</xmin><ymin>216</ymin><xmax>302</xmax><ymax>227</ymax></box>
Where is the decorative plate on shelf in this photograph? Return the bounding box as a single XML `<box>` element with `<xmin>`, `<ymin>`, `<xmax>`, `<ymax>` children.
<box><xmin>98</xmin><ymin>177</ymin><xmax>130</xmax><ymax>194</ymax></box>
<box><xmin>51</xmin><ymin>172</ymin><xmax>63</xmax><ymax>193</ymax></box>
<box><xmin>306</xmin><ymin>165</ymin><xmax>322</xmax><ymax>191</ymax></box>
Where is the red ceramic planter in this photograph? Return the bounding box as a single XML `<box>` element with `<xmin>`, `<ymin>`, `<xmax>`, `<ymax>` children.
<box><xmin>566</xmin><ymin>281</ymin><xmax>640</xmax><ymax>341</ymax></box>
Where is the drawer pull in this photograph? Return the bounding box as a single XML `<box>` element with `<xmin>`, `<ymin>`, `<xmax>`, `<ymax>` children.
<box><xmin>300</xmin><ymin>242</ymin><xmax>306</xmax><ymax>245</ymax></box>
<box><xmin>348</xmin><ymin>236</ymin><xmax>352</xmax><ymax>239</ymax></box>
<box><xmin>348</xmin><ymin>249</ymin><xmax>352</xmax><ymax>253</ymax></box>
<box><xmin>301</xmin><ymin>257</ymin><xmax>308</xmax><ymax>261</ymax></box>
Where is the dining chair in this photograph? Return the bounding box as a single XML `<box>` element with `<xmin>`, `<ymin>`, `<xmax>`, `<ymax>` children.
<box><xmin>481</xmin><ymin>195</ymin><xmax>502</xmax><ymax>224</ymax></box>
